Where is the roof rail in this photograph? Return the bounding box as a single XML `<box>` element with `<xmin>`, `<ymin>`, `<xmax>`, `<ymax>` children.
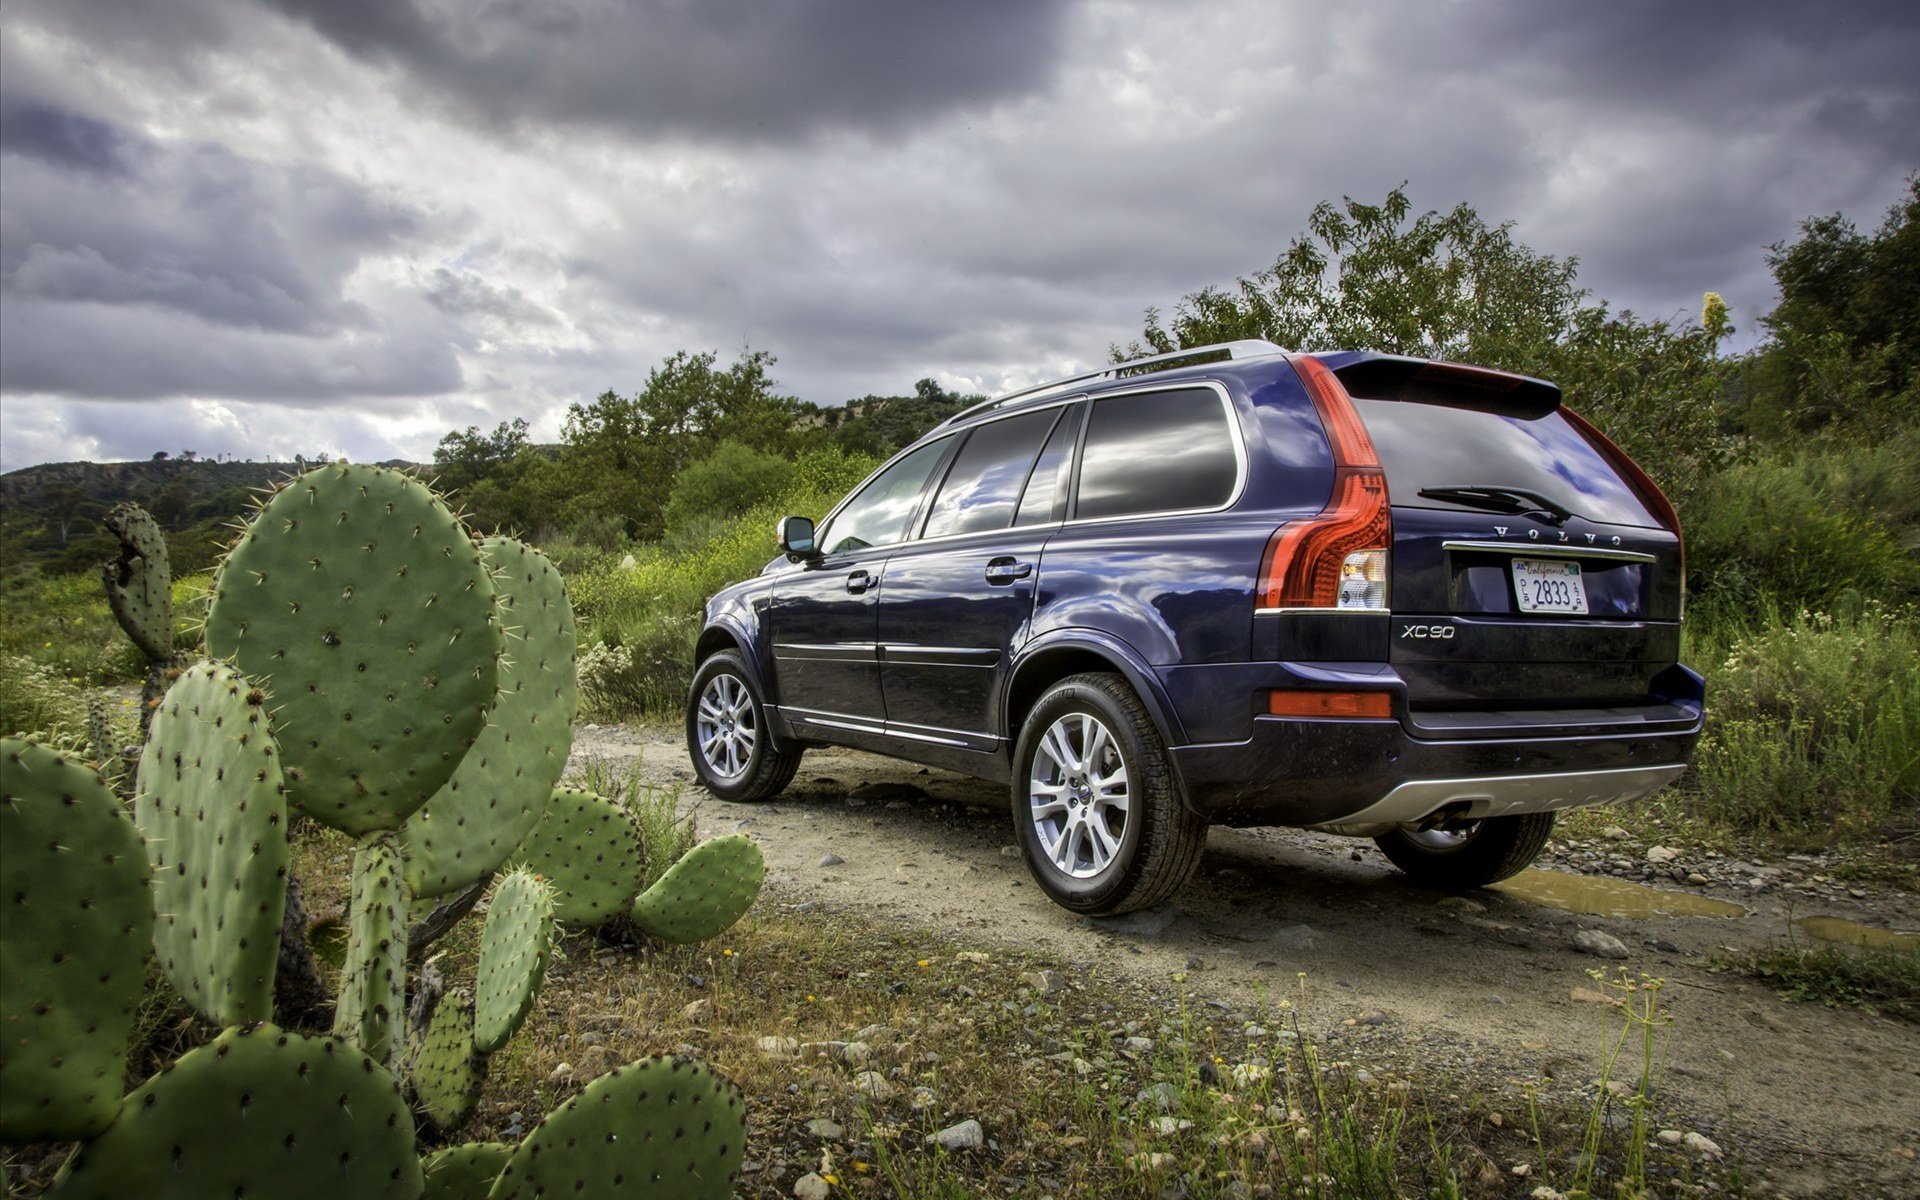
<box><xmin>939</xmin><ymin>339</ymin><xmax>1290</xmax><ymax>428</ymax></box>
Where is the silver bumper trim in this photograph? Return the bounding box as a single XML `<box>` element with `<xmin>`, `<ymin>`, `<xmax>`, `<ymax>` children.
<box><xmin>1316</xmin><ymin>763</ymin><xmax>1687</xmax><ymax>830</ymax></box>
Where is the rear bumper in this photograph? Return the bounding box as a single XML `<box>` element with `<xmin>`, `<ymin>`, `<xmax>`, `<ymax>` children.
<box><xmin>1168</xmin><ymin>666</ymin><xmax>1702</xmax><ymax>827</ymax></box>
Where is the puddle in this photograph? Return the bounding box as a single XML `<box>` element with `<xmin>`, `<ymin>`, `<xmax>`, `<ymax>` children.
<box><xmin>1490</xmin><ymin>870</ymin><xmax>1747</xmax><ymax>919</ymax></box>
<box><xmin>1793</xmin><ymin>916</ymin><xmax>1920</xmax><ymax>953</ymax></box>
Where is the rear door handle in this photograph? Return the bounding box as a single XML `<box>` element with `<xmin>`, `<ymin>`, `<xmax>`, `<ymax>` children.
<box><xmin>846</xmin><ymin>569</ymin><xmax>876</xmax><ymax>594</ymax></box>
<box><xmin>984</xmin><ymin>558</ymin><xmax>1033</xmax><ymax>585</ymax></box>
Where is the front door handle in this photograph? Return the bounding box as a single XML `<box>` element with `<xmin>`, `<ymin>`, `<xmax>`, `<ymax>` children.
<box><xmin>846</xmin><ymin>569</ymin><xmax>876</xmax><ymax>594</ymax></box>
<box><xmin>984</xmin><ymin>557</ymin><xmax>1033</xmax><ymax>585</ymax></box>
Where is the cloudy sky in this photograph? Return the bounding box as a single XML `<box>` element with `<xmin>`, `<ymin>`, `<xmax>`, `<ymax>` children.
<box><xmin>2</xmin><ymin>0</ymin><xmax>1915</xmax><ymax>472</ymax></box>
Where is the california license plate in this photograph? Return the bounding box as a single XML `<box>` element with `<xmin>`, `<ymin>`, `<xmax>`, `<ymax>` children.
<box><xmin>1511</xmin><ymin>558</ymin><xmax>1588</xmax><ymax>614</ymax></box>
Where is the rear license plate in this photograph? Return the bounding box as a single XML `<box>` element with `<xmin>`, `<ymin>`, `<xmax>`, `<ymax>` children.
<box><xmin>1511</xmin><ymin>558</ymin><xmax>1588</xmax><ymax>614</ymax></box>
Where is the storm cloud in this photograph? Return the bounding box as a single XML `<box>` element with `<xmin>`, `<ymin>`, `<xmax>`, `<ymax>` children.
<box><xmin>1</xmin><ymin>0</ymin><xmax>1916</xmax><ymax>471</ymax></box>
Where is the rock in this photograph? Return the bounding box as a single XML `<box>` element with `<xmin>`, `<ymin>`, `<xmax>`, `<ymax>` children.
<box><xmin>1126</xmin><ymin>1152</ymin><xmax>1177</xmax><ymax>1176</ymax></box>
<box><xmin>1137</xmin><ymin>1082</ymin><xmax>1182</xmax><ymax>1112</ymax></box>
<box><xmin>794</xmin><ymin>1173</ymin><xmax>832</xmax><ymax>1200</ymax></box>
<box><xmin>1657</xmin><ymin>1129</ymin><xmax>1684</xmax><ymax>1145</ymax></box>
<box><xmin>1147</xmin><ymin>1116</ymin><xmax>1194</xmax><ymax>1136</ymax></box>
<box><xmin>1086</xmin><ymin>904</ymin><xmax>1180</xmax><ymax>938</ymax></box>
<box><xmin>852</xmin><ymin>1071</ymin><xmax>894</xmax><ymax>1101</ymax></box>
<box><xmin>806</xmin><ymin>1118</ymin><xmax>845</xmax><ymax>1141</ymax></box>
<box><xmin>1270</xmin><ymin>924</ymin><xmax>1322</xmax><ymax>951</ymax></box>
<box><xmin>1357</xmin><ymin>1010</ymin><xmax>1390</xmax><ymax>1026</ymax></box>
<box><xmin>1603</xmin><ymin>826</ymin><xmax>1633</xmax><ymax>841</ymax></box>
<box><xmin>1646</xmin><ymin>846</ymin><xmax>1680</xmax><ymax>865</ymax></box>
<box><xmin>548</xmin><ymin>1062</ymin><xmax>573</xmax><ymax>1082</ymax></box>
<box><xmin>1572</xmin><ymin>929</ymin><xmax>1630</xmax><ymax>959</ymax></box>
<box><xmin>999</xmin><ymin>845</ymin><xmax>1021</xmax><ymax>857</ymax></box>
<box><xmin>755</xmin><ymin>1035</ymin><xmax>800</xmax><ymax>1056</ymax></box>
<box><xmin>800</xmin><ymin>1040</ymin><xmax>870</xmax><ymax>1065</ymax></box>
<box><xmin>1686</xmin><ymin>873</ymin><xmax>1710</xmax><ymax>886</ymax></box>
<box><xmin>1682</xmin><ymin>1131</ymin><xmax>1723</xmax><ymax>1157</ymax></box>
<box><xmin>1123</xmin><ymin>1036</ymin><xmax>1155</xmax><ymax>1053</ymax></box>
<box><xmin>1229</xmin><ymin>1063</ymin><xmax>1272</xmax><ymax>1087</ymax></box>
<box><xmin>1026</xmin><ymin>969</ymin><xmax>1069</xmax><ymax>995</ymax></box>
<box><xmin>681</xmin><ymin>999</ymin><xmax>711</xmax><ymax>1022</ymax></box>
<box><xmin>928</xmin><ymin>1119</ymin><xmax>985</xmax><ymax>1151</ymax></box>
<box><xmin>817</xmin><ymin>854</ymin><xmax>845</xmax><ymax>868</ymax></box>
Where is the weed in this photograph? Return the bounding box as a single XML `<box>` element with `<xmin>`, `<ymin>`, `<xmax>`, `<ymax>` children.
<box><xmin>566</xmin><ymin>752</ymin><xmax>697</xmax><ymax>888</ymax></box>
<box><xmin>1736</xmin><ymin>941</ymin><xmax>1920</xmax><ymax>1024</ymax></box>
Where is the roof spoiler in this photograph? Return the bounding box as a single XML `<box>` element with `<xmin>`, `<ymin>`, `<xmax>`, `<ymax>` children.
<box><xmin>1325</xmin><ymin>354</ymin><xmax>1561</xmax><ymax>417</ymax></box>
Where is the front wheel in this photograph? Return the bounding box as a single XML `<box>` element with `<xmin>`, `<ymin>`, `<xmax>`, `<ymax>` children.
<box><xmin>1010</xmin><ymin>673</ymin><xmax>1207</xmax><ymax>915</ymax></box>
<box><xmin>1373</xmin><ymin>811</ymin><xmax>1555</xmax><ymax>889</ymax></box>
<box><xmin>686</xmin><ymin>651</ymin><xmax>801</xmax><ymax>803</ymax></box>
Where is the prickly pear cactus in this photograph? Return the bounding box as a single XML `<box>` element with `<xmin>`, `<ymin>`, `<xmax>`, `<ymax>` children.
<box><xmin>508</xmin><ymin>787</ymin><xmax>644</xmax><ymax>926</ymax></box>
<box><xmin>402</xmin><ymin>536</ymin><xmax>577</xmax><ymax>899</ymax></box>
<box><xmin>630</xmin><ymin>834</ymin><xmax>765</xmax><ymax>946</ymax></box>
<box><xmin>46</xmin><ymin>1024</ymin><xmax>423</xmax><ymax>1200</ymax></box>
<box><xmin>473</xmin><ymin>869</ymin><xmax>554</xmax><ymax>1054</ymax></box>
<box><xmin>100</xmin><ymin>501</ymin><xmax>173</xmax><ymax>661</ymax></box>
<box><xmin>0</xmin><ymin>738</ymin><xmax>153</xmax><ymax>1144</ymax></box>
<box><xmin>486</xmin><ymin>1055</ymin><xmax>747</xmax><ymax>1200</ymax></box>
<box><xmin>335</xmin><ymin>832</ymin><xmax>409</xmax><ymax>1069</ymax></box>
<box><xmin>135</xmin><ymin>661</ymin><xmax>289</xmax><ymax>1026</ymax></box>
<box><xmin>205</xmin><ymin>463</ymin><xmax>503</xmax><ymax>836</ymax></box>
<box><xmin>422</xmin><ymin>1142</ymin><xmax>513</xmax><ymax>1200</ymax></box>
<box><xmin>411</xmin><ymin>989</ymin><xmax>484</xmax><ymax>1134</ymax></box>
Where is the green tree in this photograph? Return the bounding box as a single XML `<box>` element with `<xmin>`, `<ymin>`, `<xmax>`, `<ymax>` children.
<box><xmin>433</xmin><ymin>418</ymin><xmax>531</xmax><ymax>494</ymax></box>
<box><xmin>661</xmin><ymin>441</ymin><xmax>797</xmax><ymax>540</ymax></box>
<box><xmin>1133</xmin><ymin>186</ymin><xmax>1730</xmax><ymax>501</ymax></box>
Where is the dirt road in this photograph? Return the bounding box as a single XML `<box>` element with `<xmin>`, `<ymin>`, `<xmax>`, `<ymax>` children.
<box><xmin>574</xmin><ymin>722</ymin><xmax>1919</xmax><ymax>1199</ymax></box>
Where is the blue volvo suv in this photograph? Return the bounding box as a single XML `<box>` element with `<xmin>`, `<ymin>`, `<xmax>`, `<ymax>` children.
<box><xmin>685</xmin><ymin>341</ymin><xmax>1704</xmax><ymax>915</ymax></box>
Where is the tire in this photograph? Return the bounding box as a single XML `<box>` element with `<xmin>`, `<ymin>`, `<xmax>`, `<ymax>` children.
<box><xmin>686</xmin><ymin>651</ymin><xmax>801</xmax><ymax>803</ymax></box>
<box><xmin>1373</xmin><ymin>811</ymin><xmax>1556</xmax><ymax>889</ymax></box>
<box><xmin>1010</xmin><ymin>673</ymin><xmax>1208</xmax><ymax>915</ymax></box>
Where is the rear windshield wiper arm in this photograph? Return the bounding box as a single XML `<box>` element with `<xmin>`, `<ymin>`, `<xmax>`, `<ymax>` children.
<box><xmin>1417</xmin><ymin>484</ymin><xmax>1574</xmax><ymax>524</ymax></box>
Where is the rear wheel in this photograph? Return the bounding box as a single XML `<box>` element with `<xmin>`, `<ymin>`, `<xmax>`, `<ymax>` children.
<box><xmin>1011</xmin><ymin>673</ymin><xmax>1207</xmax><ymax>915</ymax></box>
<box><xmin>1373</xmin><ymin>812</ymin><xmax>1555</xmax><ymax>889</ymax></box>
<box><xmin>686</xmin><ymin>651</ymin><xmax>801</xmax><ymax>803</ymax></box>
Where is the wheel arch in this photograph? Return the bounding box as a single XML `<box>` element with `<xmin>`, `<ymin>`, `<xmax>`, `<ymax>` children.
<box><xmin>1003</xmin><ymin>632</ymin><xmax>1190</xmax><ymax>763</ymax></box>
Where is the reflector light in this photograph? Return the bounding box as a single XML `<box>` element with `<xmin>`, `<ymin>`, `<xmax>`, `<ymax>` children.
<box><xmin>1267</xmin><ymin>689</ymin><xmax>1393</xmax><ymax>719</ymax></box>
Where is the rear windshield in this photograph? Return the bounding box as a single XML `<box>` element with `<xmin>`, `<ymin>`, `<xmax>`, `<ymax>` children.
<box><xmin>1350</xmin><ymin>397</ymin><xmax>1658</xmax><ymax>528</ymax></box>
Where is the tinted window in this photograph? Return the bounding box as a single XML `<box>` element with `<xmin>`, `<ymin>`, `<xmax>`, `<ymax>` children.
<box><xmin>819</xmin><ymin>437</ymin><xmax>950</xmax><ymax>555</ymax></box>
<box><xmin>1075</xmin><ymin>388</ymin><xmax>1238</xmax><ymax>521</ymax></box>
<box><xmin>1015</xmin><ymin>403</ymin><xmax>1082</xmax><ymax>526</ymax></box>
<box><xmin>1350</xmin><ymin>399</ymin><xmax>1657</xmax><ymax>528</ymax></box>
<box><xmin>922</xmin><ymin>409</ymin><xmax>1058</xmax><ymax>539</ymax></box>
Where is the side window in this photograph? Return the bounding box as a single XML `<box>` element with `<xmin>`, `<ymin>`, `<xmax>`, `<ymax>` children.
<box><xmin>1014</xmin><ymin>403</ymin><xmax>1082</xmax><ymax>526</ymax></box>
<box><xmin>1075</xmin><ymin>388</ymin><xmax>1238</xmax><ymax>521</ymax></box>
<box><xmin>921</xmin><ymin>409</ymin><xmax>1059</xmax><ymax>539</ymax></box>
<box><xmin>817</xmin><ymin>437</ymin><xmax>950</xmax><ymax>555</ymax></box>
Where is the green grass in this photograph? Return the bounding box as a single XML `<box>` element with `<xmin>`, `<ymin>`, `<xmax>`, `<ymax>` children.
<box><xmin>1735</xmin><ymin>942</ymin><xmax>1920</xmax><ymax>1024</ymax></box>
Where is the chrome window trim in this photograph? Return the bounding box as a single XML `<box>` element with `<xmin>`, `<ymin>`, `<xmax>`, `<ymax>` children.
<box><xmin>1441</xmin><ymin>540</ymin><xmax>1657</xmax><ymax>564</ymax></box>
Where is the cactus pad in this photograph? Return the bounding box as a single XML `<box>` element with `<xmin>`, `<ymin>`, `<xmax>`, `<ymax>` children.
<box><xmin>630</xmin><ymin>834</ymin><xmax>765</xmax><ymax>946</ymax></box>
<box><xmin>508</xmin><ymin>787</ymin><xmax>644</xmax><ymax>926</ymax></box>
<box><xmin>205</xmin><ymin>463</ymin><xmax>502</xmax><ymax>836</ymax></box>
<box><xmin>334</xmin><ymin>832</ymin><xmax>409</xmax><ymax>1068</ymax></box>
<box><xmin>0</xmin><ymin>738</ymin><xmax>153</xmax><ymax>1143</ymax></box>
<box><xmin>46</xmin><ymin>1024</ymin><xmax>422</xmax><ymax>1200</ymax></box>
<box><xmin>422</xmin><ymin>1142</ymin><xmax>513</xmax><ymax>1200</ymax></box>
<box><xmin>402</xmin><ymin>536</ymin><xmax>577</xmax><ymax>899</ymax></box>
<box><xmin>486</xmin><ymin>1055</ymin><xmax>747</xmax><ymax>1200</ymax></box>
<box><xmin>135</xmin><ymin>661</ymin><xmax>289</xmax><ymax>1026</ymax></box>
<box><xmin>411</xmin><ymin>989</ymin><xmax>484</xmax><ymax>1134</ymax></box>
<box><xmin>100</xmin><ymin>501</ymin><xmax>173</xmax><ymax>660</ymax></box>
<box><xmin>473</xmin><ymin>868</ymin><xmax>554</xmax><ymax>1054</ymax></box>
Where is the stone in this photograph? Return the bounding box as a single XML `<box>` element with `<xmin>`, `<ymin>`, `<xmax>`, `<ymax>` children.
<box><xmin>1603</xmin><ymin>826</ymin><xmax>1633</xmax><ymax>840</ymax></box>
<box><xmin>1646</xmin><ymin>846</ymin><xmax>1680</xmax><ymax>864</ymax></box>
<box><xmin>1682</xmin><ymin>1131</ymin><xmax>1723</xmax><ymax>1157</ymax></box>
<box><xmin>1147</xmin><ymin>1116</ymin><xmax>1194</xmax><ymax>1136</ymax></box>
<box><xmin>1572</xmin><ymin>929</ymin><xmax>1631</xmax><ymax>959</ymax></box>
<box><xmin>1686</xmin><ymin>873</ymin><xmax>1710</xmax><ymax>886</ymax></box>
<box><xmin>807</xmin><ymin>1118</ymin><xmax>845</xmax><ymax>1141</ymax></box>
<box><xmin>681</xmin><ymin>998</ymin><xmax>711</xmax><ymax>1021</ymax></box>
<box><xmin>1026</xmin><ymin>969</ymin><xmax>1069</xmax><ymax>995</ymax></box>
<box><xmin>818</xmin><ymin>854</ymin><xmax>845</xmax><ymax>868</ymax></box>
<box><xmin>794</xmin><ymin>1173</ymin><xmax>832</xmax><ymax>1200</ymax></box>
<box><xmin>852</xmin><ymin>1071</ymin><xmax>894</xmax><ymax>1101</ymax></box>
<box><xmin>755</xmin><ymin>1035</ymin><xmax>800</xmax><ymax>1056</ymax></box>
<box><xmin>1657</xmin><ymin>1129</ymin><xmax>1684</xmax><ymax>1145</ymax></box>
<box><xmin>1137</xmin><ymin>1082</ymin><xmax>1182</xmax><ymax>1112</ymax></box>
<box><xmin>928</xmin><ymin>1119</ymin><xmax>985</xmax><ymax>1151</ymax></box>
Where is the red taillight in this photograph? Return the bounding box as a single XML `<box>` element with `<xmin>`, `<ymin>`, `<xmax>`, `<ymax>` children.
<box><xmin>1259</xmin><ymin>356</ymin><xmax>1392</xmax><ymax>609</ymax></box>
<box><xmin>1267</xmin><ymin>689</ymin><xmax>1394</xmax><ymax>719</ymax></box>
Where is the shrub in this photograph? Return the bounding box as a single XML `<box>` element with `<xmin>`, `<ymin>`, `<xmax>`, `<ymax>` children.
<box><xmin>1685</xmin><ymin>601</ymin><xmax>1920</xmax><ymax>844</ymax></box>
<box><xmin>0</xmin><ymin>654</ymin><xmax>94</xmax><ymax>742</ymax></box>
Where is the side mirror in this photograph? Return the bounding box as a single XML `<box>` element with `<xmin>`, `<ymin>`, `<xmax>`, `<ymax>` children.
<box><xmin>777</xmin><ymin>515</ymin><xmax>816</xmax><ymax>561</ymax></box>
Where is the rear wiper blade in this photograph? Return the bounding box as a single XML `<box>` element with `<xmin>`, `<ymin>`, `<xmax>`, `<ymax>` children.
<box><xmin>1417</xmin><ymin>484</ymin><xmax>1574</xmax><ymax>524</ymax></box>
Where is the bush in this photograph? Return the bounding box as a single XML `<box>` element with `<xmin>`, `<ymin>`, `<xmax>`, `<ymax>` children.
<box><xmin>661</xmin><ymin>442</ymin><xmax>797</xmax><ymax>540</ymax></box>
<box><xmin>1684</xmin><ymin>601</ymin><xmax>1920</xmax><ymax>845</ymax></box>
<box><xmin>567</xmin><ymin>447</ymin><xmax>878</xmax><ymax>719</ymax></box>
<box><xmin>1684</xmin><ymin>434</ymin><xmax>1920</xmax><ymax>615</ymax></box>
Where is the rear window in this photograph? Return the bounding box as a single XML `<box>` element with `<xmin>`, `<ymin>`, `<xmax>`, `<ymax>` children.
<box><xmin>1351</xmin><ymin>398</ymin><xmax>1657</xmax><ymax>528</ymax></box>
